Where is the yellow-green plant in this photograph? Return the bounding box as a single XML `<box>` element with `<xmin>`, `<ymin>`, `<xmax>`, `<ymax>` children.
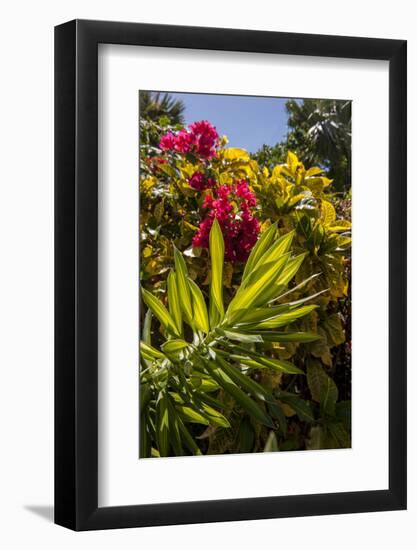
<box><xmin>139</xmin><ymin>114</ymin><xmax>351</xmax><ymax>453</ymax></box>
<box><xmin>140</xmin><ymin>220</ymin><xmax>324</xmax><ymax>457</ymax></box>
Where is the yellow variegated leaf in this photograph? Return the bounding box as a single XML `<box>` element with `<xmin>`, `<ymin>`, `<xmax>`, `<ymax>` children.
<box><xmin>222</xmin><ymin>147</ymin><xmax>250</xmax><ymax>162</ymax></box>
<box><xmin>242</xmin><ymin>222</ymin><xmax>277</xmax><ymax>281</ymax></box>
<box><xmin>227</xmin><ymin>254</ymin><xmax>290</xmax><ymax>320</ymax></box>
<box><xmin>328</xmin><ymin>220</ymin><xmax>352</xmax><ymax>232</ymax></box>
<box><xmin>321</xmin><ymin>200</ymin><xmax>337</xmax><ymax>226</ymax></box>
<box><xmin>275</xmin><ymin>253</ymin><xmax>307</xmax><ymax>288</ymax></box>
<box><xmin>140</xmin><ymin>341</ymin><xmax>166</xmax><ymax>361</ymax></box>
<box><xmin>141</xmin><ymin>288</ymin><xmax>179</xmax><ymax>336</ymax></box>
<box><xmin>176</xmin><ymin>405</ymin><xmax>209</xmax><ymax>425</ymax></box>
<box><xmin>243</xmin><ymin>304</ymin><xmax>318</xmax><ymax>330</ymax></box>
<box><xmin>209</xmin><ymin>219</ymin><xmax>224</xmax><ymax>324</ymax></box>
<box><xmin>154</xmin><ymin>198</ymin><xmax>164</xmax><ymax>222</ymax></box>
<box><xmin>305</xmin><ymin>166</ymin><xmax>324</xmax><ymax>178</ymax></box>
<box><xmin>167</xmin><ymin>270</ymin><xmax>182</xmax><ymax>335</ymax></box>
<box><xmin>188</xmin><ymin>278</ymin><xmax>209</xmax><ymax>333</ymax></box>
<box><xmin>287</xmin><ymin>151</ymin><xmax>300</xmax><ymax>173</ymax></box>
<box><xmin>272</xmin><ymin>165</ymin><xmax>283</xmax><ymax>179</ymax></box>
<box><xmin>174</xmin><ymin>247</ymin><xmax>193</xmax><ymax>324</ymax></box>
<box><xmin>245</xmin><ymin>231</ymin><xmax>294</xmax><ymax>283</ymax></box>
<box><xmin>161</xmin><ymin>339</ymin><xmax>189</xmax><ymax>355</ymax></box>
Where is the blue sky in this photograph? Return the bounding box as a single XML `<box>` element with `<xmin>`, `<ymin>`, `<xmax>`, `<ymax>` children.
<box><xmin>168</xmin><ymin>92</ymin><xmax>291</xmax><ymax>153</ymax></box>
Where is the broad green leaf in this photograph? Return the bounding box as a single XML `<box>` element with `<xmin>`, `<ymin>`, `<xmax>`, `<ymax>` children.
<box><xmin>168</xmin><ymin>392</ymin><xmax>183</xmax><ymax>404</ymax></box>
<box><xmin>233</xmin><ymin>305</ymin><xmax>290</xmax><ymax>326</ymax></box>
<box><xmin>216</xmin><ymin>325</ymin><xmax>322</xmax><ymax>344</ymax></box>
<box><xmin>156</xmin><ymin>392</ymin><xmax>170</xmax><ymax>457</ymax></box>
<box><xmin>229</xmin><ymin>355</ymin><xmax>269</xmax><ymax>371</ymax></box>
<box><xmin>140</xmin><ymin>383</ymin><xmax>151</xmax><ymax>414</ymax></box>
<box><xmin>250</xmin><ymin>231</ymin><xmax>294</xmax><ymax>275</ymax></box>
<box><xmin>337</xmin><ymin>235</ymin><xmax>352</xmax><ymax>249</ymax></box>
<box><xmin>269</xmin><ymin>272</ymin><xmax>321</xmax><ymax>303</ymax></box>
<box><xmin>190</xmin><ymin>376</ymin><xmax>220</xmax><ymax>393</ymax></box>
<box><xmin>242</xmin><ymin>222</ymin><xmax>277</xmax><ymax>281</ymax></box>
<box><xmin>335</xmin><ymin>401</ymin><xmax>352</xmax><ymax>430</ymax></box>
<box><xmin>328</xmin><ymin>220</ymin><xmax>352</xmax><ymax>232</ymax></box>
<box><xmin>287</xmin><ymin>151</ymin><xmax>299</xmax><ymax>173</ymax></box>
<box><xmin>245</xmin><ymin>355</ymin><xmax>304</xmax><ymax>375</ymax></box>
<box><xmin>222</xmin><ymin>147</ymin><xmax>250</xmax><ymax>161</ymax></box>
<box><xmin>226</xmin><ymin>255</ymin><xmax>290</xmax><ymax>321</ymax></box>
<box><xmin>209</xmin><ymin>298</ymin><xmax>221</xmax><ymax>329</ymax></box>
<box><xmin>277</xmin><ymin>391</ymin><xmax>315</xmax><ymax>422</ymax></box>
<box><xmin>237</xmin><ymin>249</ymin><xmax>306</xmax><ymax>311</ymax></box>
<box><xmin>161</xmin><ymin>338</ymin><xmax>189</xmax><ymax>355</ymax></box>
<box><xmin>258</xmin><ymin>331</ymin><xmax>321</xmax><ymax>343</ymax></box>
<box><xmin>327</xmin><ymin>422</ymin><xmax>351</xmax><ymax>448</ymax></box>
<box><xmin>140</xmin><ymin>341</ymin><xmax>166</xmax><ymax>360</ymax></box>
<box><xmin>199</xmin><ymin>392</ymin><xmax>225</xmax><ymax>411</ymax></box>
<box><xmin>209</xmin><ymin>219</ymin><xmax>225</xmax><ymax>323</ymax></box>
<box><xmin>203</xmin><ymin>358</ymin><xmax>275</xmax><ymax>428</ymax></box>
<box><xmin>142</xmin><ymin>309</ymin><xmax>152</xmax><ymax>345</ymax></box>
<box><xmin>275</xmin><ymin>253</ymin><xmax>307</xmax><ymax>288</ymax></box>
<box><xmin>166</xmin><ymin>397</ymin><xmax>184</xmax><ymax>456</ymax></box>
<box><xmin>323</xmin><ymin>313</ymin><xmax>345</xmax><ymax>347</ymax></box>
<box><xmin>305</xmin><ymin>166</ymin><xmax>324</xmax><ymax>178</ymax></box>
<box><xmin>188</xmin><ymin>278</ymin><xmax>209</xmax><ymax>333</ymax></box>
<box><xmin>176</xmin><ymin>405</ymin><xmax>209</xmax><ymax>425</ymax></box>
<box><xmin>174</xmin><ymin>247</ymin><xmax>193</xmax><ymax>324</ymax></box>
<box><xmin>268</xmin><ymin>401</ymin><xmax>288</xmax><ymax>436</ymax></box>
<box><xmin>321</xmin><ymin>200</ymin><xmax>336</xmax><ymax>226</ymax></box>
<box><xmin>167</xmin><ymin>270</ymin><xmax>182</xmax><ymax>335</ymax></box>
<box><xmin>215</xmin><ymin>355</ymin><xmax>272</xmax><ymax>402</ymax></box>
<box><xmin>139</xmin><ymin>412</ymin><xmax>150</xmax><ymax>458</ymax></box>
<box><xmin>273</xmin><ymin>289</ymin><xmax>329</xmax><ymax>309</ymax></box>
<box><xmin>307</xmin><ymin>360</ymin><xmax>338</xmax><ymax>415</ymax></box>
<box><xmin>141</xmin><ymin>288</ymin><xmax>179</xmax><ymax>336</ymax></box>
<box><xmin>201</xmin><ymin>403</ymin><xmax>230</xmax><ymax>428</ymax></box>
<box><xmin>238</xmin><ymin>418</ymin><xmax>255</xmax><ymax>452</ymax></box>
<box><xmin>216</xmin><ymin>328</ymin><xmax>264</xmax><ymax>343</ymax></box>
<box><xmin>158</xmin><ymin>163</ymin><xmax>177</xmax><ymax>178</ymax></box>
<box><xmin>306</xmin><ymin>425</ymin><xmax>326</xmax><ymax>449</ymax></box>
<box><xmin>177</xmin><ymin>416</ymin><xmax>202</xmax><ymax>455</ymax></box>
<box><xmin>263</xmin><ymin>431</ymin><xmax>279</xmax><ymax>452</ymax></box>
<box><xmin>235</xmin><ymin>257</ymin><xmax>289</xmax><ymax>302</ymax></box>
<box><xmin>228</xmin><ymin>345</ymin><xmax>304</xmax><ymax>375</ymax></box>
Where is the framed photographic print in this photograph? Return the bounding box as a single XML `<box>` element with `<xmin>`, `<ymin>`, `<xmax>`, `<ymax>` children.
<box><xmin>54</xmin><ymin>19</ymin><xmax>407</xmax><ymax>530</ymax></box>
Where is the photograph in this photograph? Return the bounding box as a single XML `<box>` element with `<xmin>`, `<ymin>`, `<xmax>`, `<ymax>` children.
<box><xmin>0</xmin><ymin>1</ymin><xmax>410</xmax><ymax>543</ymax></box>
<box><xmin>139</xmin><ymin>91</ymin><xmax>352</xmax><ymax>458</ymax></box>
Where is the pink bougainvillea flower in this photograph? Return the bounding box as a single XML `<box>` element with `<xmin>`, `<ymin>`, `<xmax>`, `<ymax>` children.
<box><xmin>174</xmin><ymin>129</ymin><xmax>193</xmax><ymax>154</ymax></box>
<box><xmin>235</xmin><ymin>179</ymin><xmax>257</xmax><ymax>207</ymax></box>
<box><xmin>193</xmin><ymin>179</ymin><xmax>260</xmax><ymax>263</ymax></box>
<box><xmin>202</xmin><ymin>193</ymin><xmax>214</xmax><ymax>209</ymax></box>
<box><xmin>188</xmin><ymin>171</ymin><xmax>216</xmax><ymax>191</ymax></box>
<box><xmin>159</xmin><ymin>132</ymin><xmax>176</xmax><ymax>151</ymax></box>
<box><xmin>188</xmin><ymin>120</ymin><xmax>219</xmax><ymax>159</ymax></box>
<box><xmin>158</xmin><ymin>120</ymin><xmax>219</xmax><ymax>159</ymax></box>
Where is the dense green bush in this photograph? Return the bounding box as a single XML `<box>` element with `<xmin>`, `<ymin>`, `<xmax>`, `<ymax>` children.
<box><xmin>139</xmin><ymin>105</ymin><xmax>351</xmax><ymax>456</ymax></box>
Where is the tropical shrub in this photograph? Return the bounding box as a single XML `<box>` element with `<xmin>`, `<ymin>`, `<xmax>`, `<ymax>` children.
<box><xmin>140</xmin><ymin>220</ymin><xmax>322</xmax><ymax>457</ymax></box>
<box><xmin>139</xmin><ymin>109</ymin><xmax>351</xmax><ymax>455</ymax></box>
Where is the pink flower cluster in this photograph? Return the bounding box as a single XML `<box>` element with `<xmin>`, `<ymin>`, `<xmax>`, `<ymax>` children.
<box><xmin>193</xmin><ymin>180</ymin><xmax>260</xmax><ymax>263</ymax></box>
<box><xmin>159</xmin><ymin>120</ymin><xmax>219</xmax><ymax>159</ymax></box>
<box><xmin>188</xmin><ymin>171</ymin><xmax>216</xmax><ymax>191</ymax></box>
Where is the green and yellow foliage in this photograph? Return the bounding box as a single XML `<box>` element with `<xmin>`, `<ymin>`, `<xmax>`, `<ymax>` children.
<box><xmin>139</xmin><ymin>114</ymin><xmax>351</xmax><ymax>456</ymax></box>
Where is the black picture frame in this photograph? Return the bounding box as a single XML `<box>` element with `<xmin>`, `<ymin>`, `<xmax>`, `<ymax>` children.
<box><xmin>55</xmin><ymin>19</ymin><xmax>407</xmax><ymax>531</ymax></box>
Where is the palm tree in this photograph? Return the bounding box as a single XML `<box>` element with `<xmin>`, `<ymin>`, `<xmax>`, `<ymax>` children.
<box><xmin>285</xmin><ymin>99</ymin><xmax>351</xmax><ymax>192</ymax></box>
<box><xmin>139</xmin><ymin>91</ymin><xmax>185</xmax><ymax>125</ymax></box>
